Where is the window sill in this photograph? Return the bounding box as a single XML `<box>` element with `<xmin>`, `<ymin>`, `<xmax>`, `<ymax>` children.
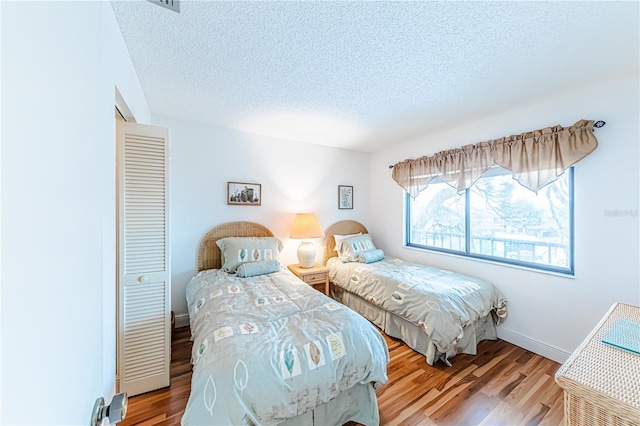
<box><xmin>402</xmin><ymin>244</ymin><xmax>576</xmax><ymax>279</ymax></box>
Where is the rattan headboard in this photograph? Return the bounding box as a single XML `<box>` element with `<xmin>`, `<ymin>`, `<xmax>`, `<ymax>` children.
<box><xmin>323</xmin><ymin>220</ymin><xmax>369</xmax><ymax>265</ymax></box>
<box><xmin>197</xmin><ymin>221</ymin><xmax>274</xmax><ymax>271</ymax></box>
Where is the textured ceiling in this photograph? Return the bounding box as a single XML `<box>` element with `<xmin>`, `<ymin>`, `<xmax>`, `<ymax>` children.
<box><xmin>111</xmin><ymin>1</ymin><xmax>638</xmax><ymax>152</ymax></box>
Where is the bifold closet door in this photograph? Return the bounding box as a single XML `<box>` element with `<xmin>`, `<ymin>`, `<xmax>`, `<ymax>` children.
<box><xmin>116</xmin><ymin>121</ymin><xmax>170</xmax><ymax>397</ymax></box>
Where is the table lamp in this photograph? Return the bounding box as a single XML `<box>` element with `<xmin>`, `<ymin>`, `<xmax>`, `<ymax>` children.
<box><xmin>289</xmin><ymin>213</ymin><xmax>325</xmax><ymax>268</ymax></box>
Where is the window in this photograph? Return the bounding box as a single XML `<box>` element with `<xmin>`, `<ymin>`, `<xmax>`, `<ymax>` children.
<box><xmin>406</xmin><ymin>167</ymin><xmax>574</xmax><ymax>274</ymax></box>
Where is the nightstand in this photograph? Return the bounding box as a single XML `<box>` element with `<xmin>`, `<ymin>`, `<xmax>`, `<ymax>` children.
<box><xmin>287</xmin><ymin>263</ymin><xmax>329</xmax><ymax>296</ymax></box>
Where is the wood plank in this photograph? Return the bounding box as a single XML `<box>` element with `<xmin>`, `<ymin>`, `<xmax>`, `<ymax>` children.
<box><xmin>538</xmin><ymin>391</ymin><xmax>565</xmax><ymax>426</ymax></box>
<box><xmin>385</xmin><ymin>389</ymin><xmax>439</xmax><ymax>426</ymax></box>
<box><xmin>441</xmin><ymin>391</ymin><xmax>502</xmax><ymax>425</ymax></box>
<box><xmin>478</xmin><ymin>400</ymin><xmax>527</xmax><ymax>426</ymax></box>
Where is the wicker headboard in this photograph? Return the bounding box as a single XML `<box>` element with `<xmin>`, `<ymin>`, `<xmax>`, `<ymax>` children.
<box><xmin>323</xmin><ymin>220</ymin><xmax>369</xmax><ymax>265</ymax></box>
<box><xmin>197</xmin><ymin>221</ymin><xmax>274</xmax><ymax>271</ymax></box>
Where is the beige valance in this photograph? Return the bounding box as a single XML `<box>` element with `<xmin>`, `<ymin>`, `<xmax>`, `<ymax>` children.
<box><xmin>391</xmin><ymin>119</ymin><xmax>599</xmax><ymax>197</ymax></box>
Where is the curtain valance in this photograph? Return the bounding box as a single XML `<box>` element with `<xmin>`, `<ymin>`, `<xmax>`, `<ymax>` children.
<box><xmin>391</xmin><ymin>119</ymin><xmax>599</xmax><ymax>197</ymax></box>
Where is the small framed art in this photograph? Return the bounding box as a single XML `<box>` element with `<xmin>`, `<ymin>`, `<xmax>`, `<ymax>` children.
<box><xmin>338</xmin><ymin>185</ymin><xmax>353</xmax><ymax>209</ymax></box>
<box><xmin>228</xmin><ymin>182</ymin><xmax>261</xmax><ymax>206</ymax></box>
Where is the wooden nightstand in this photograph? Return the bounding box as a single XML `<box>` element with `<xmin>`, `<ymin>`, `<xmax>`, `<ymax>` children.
<box><xmin>287</xmin><ymin>263</ymin><xmax>329</xmax><ymax>296</ymax></box>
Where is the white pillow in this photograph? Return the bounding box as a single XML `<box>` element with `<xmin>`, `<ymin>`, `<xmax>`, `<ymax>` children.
<box><xmin>336</xmin><ymin>234</ymin><xmax>378</xmax><ymax>263</ymax></box>
<box><xmin>333</xmin><ymin>233</ymin><xmax>362</xmax><ymax>252</ymax></box>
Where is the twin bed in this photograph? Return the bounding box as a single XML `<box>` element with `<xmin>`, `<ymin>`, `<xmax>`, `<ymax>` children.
<box><xmin>182</xmin><ymin>221</ymin><xmax>389</xmax><ymax>426</ymax></box>
<box><xmin>324</xmin><ymin>220</ymin><xmax>507</xmax><ymax>366</ymax></box>
<box><xmin>182</xmin><ymin>220</ymin><xmax>507</xmax><ymax>425</ymax></box>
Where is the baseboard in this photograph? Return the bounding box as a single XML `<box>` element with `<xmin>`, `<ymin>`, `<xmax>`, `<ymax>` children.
<box><xmin>497</xmin><ymin>327</ymin><xmax>570</xmax><ymax>364</ymax></box>
<box><xmin>174</xmin><ymin>313</ymin><xmax>190</xmax><ymax>329</ymax></box>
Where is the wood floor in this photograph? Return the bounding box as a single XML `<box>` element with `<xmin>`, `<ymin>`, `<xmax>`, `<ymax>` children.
<box><xmin>121</xmin><ymin>327</ymin><xmax>564</xmax><ymax>426</ymax></box>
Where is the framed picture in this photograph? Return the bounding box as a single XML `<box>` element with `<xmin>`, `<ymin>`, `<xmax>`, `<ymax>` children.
<box><xmin>228</xmin><ymin>182</ymin><xmax>261</xmax><ymax>206</ymax></box>
<box><xmin>338</xmin><ymin>185</ymin><xmax>353</xmax><ymax>210</ymax></box>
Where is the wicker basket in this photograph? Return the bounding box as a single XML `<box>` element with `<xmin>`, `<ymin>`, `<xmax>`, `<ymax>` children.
<box><xmin>555</xmin><ymin>303</ymin><xmax>640</xmax><ymax>426</ymax></box>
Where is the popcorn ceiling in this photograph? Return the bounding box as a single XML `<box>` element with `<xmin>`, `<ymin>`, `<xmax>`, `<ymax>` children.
<box><xmin>110</xmin><ymin>1</ymin><xmax>638</xmax><ymax>152</ymax></box>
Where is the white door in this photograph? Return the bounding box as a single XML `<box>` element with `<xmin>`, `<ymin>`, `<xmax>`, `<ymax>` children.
<box><xmin>117</xmin><ymin>121</ymin><xmax>171</xmax><ymax>396</ymax></box>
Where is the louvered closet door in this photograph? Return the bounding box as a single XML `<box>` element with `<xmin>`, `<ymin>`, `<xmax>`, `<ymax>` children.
<box><xmin>117</xmin><ymin>122</ymin><xmax>170</xmax><ymax>397</ymax></box>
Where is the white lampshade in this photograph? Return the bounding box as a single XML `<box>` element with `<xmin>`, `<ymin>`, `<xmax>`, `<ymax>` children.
<box><xmin>290</xmin><ymin>213</ymin><xmax>325</xmax><ymax>268</ymax></box>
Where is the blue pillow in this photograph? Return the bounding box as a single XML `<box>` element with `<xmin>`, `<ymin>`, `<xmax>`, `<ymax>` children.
<box><xmin>235</xmin><ymin>260</ymin><xmax>281</xmax><ymax>278</ymax></box>
<box><xmin>357</xmin><ymin>249</ymin><xmax>384</xmax><ymax>264</ymax></box>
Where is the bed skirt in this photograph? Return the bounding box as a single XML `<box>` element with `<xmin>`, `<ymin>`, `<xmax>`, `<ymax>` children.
<box><xmin>274</xmin><ymin>383</ymin><xmax>379</xmax><ymax>426</ymax></box>
<box><xmin>330</xmin><ymin>283</ymin><xmax>497</xmax><ymax>365</ymax></box>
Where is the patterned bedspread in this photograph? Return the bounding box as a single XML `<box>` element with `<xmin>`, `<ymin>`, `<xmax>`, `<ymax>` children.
<box><xmin>327</xmin><ymin>257</ymin><xmax>507</xmax><ymax>354</ymax></box>
<box><xmin>182</xmin><ymin>267</ymin><xmax>389</xmax><ymax>425</ymax></box>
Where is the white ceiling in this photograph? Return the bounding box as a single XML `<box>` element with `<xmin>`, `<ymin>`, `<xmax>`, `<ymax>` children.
<box><xmin>111</xmin><ymin>1</ymin><xmax>639</xmax><ymax>152</ymax></box>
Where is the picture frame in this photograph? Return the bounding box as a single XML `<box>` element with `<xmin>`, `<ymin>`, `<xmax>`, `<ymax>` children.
<box><xmin>228</xmin><ymin>182</ymin><xmax>261</xmax><ymax>206</ymax></box>
<box><xmin>338</xmin><ymin>185</ymin><xmax>353</xmax><ymax>210</ymax></box>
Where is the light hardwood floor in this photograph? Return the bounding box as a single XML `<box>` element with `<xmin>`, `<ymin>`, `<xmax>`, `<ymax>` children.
<box><xmin>120</xmin><ymin>327</ymin><xmax>564</xmax><ymax>426</ymax></box>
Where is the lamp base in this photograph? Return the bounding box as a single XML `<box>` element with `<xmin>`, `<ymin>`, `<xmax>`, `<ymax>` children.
<box><xmin>297</xmin><ymin>241</ymin><xmax>316</xmax><ymax>268</ymax></box>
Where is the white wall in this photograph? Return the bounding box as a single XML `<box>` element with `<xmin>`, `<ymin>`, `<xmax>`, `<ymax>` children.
<box><xmin>151</xmin><ymin>116</ymin><xmax>371</xmax><ymax>318</ymax></box>
<box><xmin>369</xmin><ymin>73</ymin><xmax>640</xmax><ymax>362</ymax></box>
<box><xmin>1</xmin><ymin>2</ymin><xmax>149</xmax><ymax>424</ymax></box>
<box><xmin>102</xmin><ymin>0</ymin><xmax>152</xmax><ymax>405</ymax></box>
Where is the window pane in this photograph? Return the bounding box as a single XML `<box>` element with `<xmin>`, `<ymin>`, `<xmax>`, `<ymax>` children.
<box><xmin>408</xmin><ymin>179</ymin><xmax>466</xmax><ymax>252</ymax></box>
<box><xmin>469</xmin><ymin>168</ymin><xmax>571</xmax><ymax>268</ymax></box>
<box><xmin>406</xmin><ymin>167</ymin><xmax>573</xmax><ymax>274</ymax></box>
